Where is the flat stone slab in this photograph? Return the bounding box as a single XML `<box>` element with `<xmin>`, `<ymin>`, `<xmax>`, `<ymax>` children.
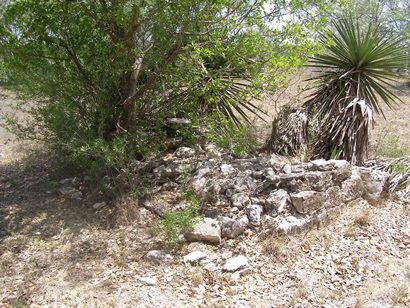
<box><xmin>185</xmin><ymin>218</ymin><xmax>221</xmax><ymax>245</ymax></box>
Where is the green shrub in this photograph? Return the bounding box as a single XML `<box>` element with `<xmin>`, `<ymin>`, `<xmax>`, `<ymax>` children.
<box><xmin>0</xmin><ymin>0</ymin><xmax>335</xmax><ymax>176</ymax></box>
<box><xmin>161</xmin><ymin>190</ymin><xmax>202</xmax><ymax>246</ymax></box>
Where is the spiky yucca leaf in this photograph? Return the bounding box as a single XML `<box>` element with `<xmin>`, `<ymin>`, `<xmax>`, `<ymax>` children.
<box><xmin>306</xmin><ymin>17</ymin><xmax>408</xmax><ymax>117</ymax></box>
<box><xmin>172</xmin><ymin>75</ymin><xmax>265</xmax><ymax>127</ymax></box>
<box><xmin>306</xmin><ymin>17</ymin><xmax>408</xmax><ymax>164</ymax></box>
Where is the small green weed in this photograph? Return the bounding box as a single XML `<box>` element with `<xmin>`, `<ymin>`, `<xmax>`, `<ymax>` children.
<box><xmin>390</xmin><ymin>160</ymin><xmax>408</xmax><ymax>174</ymax></box>
<box><xmin>330</xmin><ymin>147</ymin><xmax>342</xmax><ymax>160</ymax></box>
<box><xmin>161</xmin><ymin>190</ymin><xmax>202</xmax><ymax>245</ymax></box>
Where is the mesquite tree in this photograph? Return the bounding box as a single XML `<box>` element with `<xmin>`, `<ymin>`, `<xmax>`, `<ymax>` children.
<box><xmin>0</xmin><ymin>0</ymin><xmax>335</xmax><ymax>168</ymax></box>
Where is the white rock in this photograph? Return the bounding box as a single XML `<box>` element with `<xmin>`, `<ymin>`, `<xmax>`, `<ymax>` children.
<box><xmin>290</xmin><ymin>190</ymin><xmax>324</xmax><ymax>214</ymax></box>
<box><xmin>58</xmin><ymin>187</ymin><xmax>82</xmax><ymax>200</ymax></box>
<box><xmin>220</xmin><ymin>164</ymin><xmax>237</xmax><ymax>176</ymax></box>
<box><xmin>137</xmin><ymin>276</ymin><xmax>157</xmax><ymax>286</ymax></box>
<box><xmin>58</xmin><ymin>186</ymin><xmax>76</xmax><ymax>195</ymax></box>
<box><xmin>204</xmin><ymin>144</ymin><xmax>222</xmax><ymax>158</ymax></box>
<box><xmin>220</xmin><ymin>215</ymin><xmax>249</xmax><ymax>239</ymax></box>
<box><xmin>308</xmin><ymin>159</ymin><xmax>336</xmax><ymax>171</ymax></box>
<box><xmin>223</xmin><ymin>255</ymin><xmax>249</xmax><ymax>272</ymax></box>
<box><xmin>203</xmin><ymin>262</ymin><xmax>217</xmax><ymax>271</ymax></box>
<box><xmin>231</xmin><ymin>216</ymin><xmax>249</xmax><ymax>237</ymax></box>
<box><xmin>195</xmin><ymin>166</ymin><xmax>211</xmax><ymax>178</ymax></box>
<box><xmin>277</xmin><ymin>215</ymin><xmax>308</xmax><ymax>234</ymax></box>
<box><xmin>92</xmin><ymin>202</ymin><xmax>106</xmax><ymax>209</ymax></box>
<box><xmin>230</xmin><ymin>272</ymin><xmax>241</xmax><ymax>281</ymax></box>
<box><xmin>59</xmin><ymin>177</ymin><xmax>77</xmax><ymax>185</ymax></box>
<box><xmin>185</xmin><ymin>218</ymin><xmax>221</xmax><ymax>244</ymax></box>
<box><xmin>153</xmin><ymin>163</ymin><xmax>192</xmax><ymax>179</ymax></box>
<box><xmin>183</xmin><ymin>251</ymin><xmax>207</xmax><ymax>264</ymax></box>
<box><xmin>341</xmin><ymin>168</ymin><xmax>364</xmax><ymax>202</ymax></box>
<box><xmin>265</xmin><ymin>189</ymin><xmax>289</xmax><ymax>215</ymax></box>
<box><xmin>144</xmin><ymin>250</ymin><xmax>174</xmax><ymax>264</ymax></box>
<box><xmin>281</xmin><ymin>164</ymin><xmax>292</xmax><ymax>174</ymax></box>
<box><xmin>252</xmin><ymin>170</ymin><xmax>263</xmax><ymax>179</ymax></box>
<box><xmin>358</xmin><ymin>167</ymin><xmax>390</xmax><ymax>203</ymax></box>
<box><xmin>263</xmin><ymin>167</ymin><xmax>275</xmax><ymax>178</ymax></box>
<box><xmin>175</xmin><ymin>146</ymin><xmax>196</xmax><ymax>158</ymax></box>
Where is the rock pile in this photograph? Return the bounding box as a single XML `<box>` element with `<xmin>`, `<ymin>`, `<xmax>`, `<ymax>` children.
<box><xmin>152</xmin><ymin>145</ymin><xmax>390</xmax><ymax>244</ymax></box>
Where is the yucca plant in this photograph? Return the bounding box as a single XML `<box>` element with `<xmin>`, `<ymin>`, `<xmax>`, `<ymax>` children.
<box><xmin>305</xmin><ymin>16</ymin><xmax>408</xmax><ymax>165</ymax></box>
<box><xmin>262</xmin><ymin>106</ymin><xmax>308</xmax><ymax>156</ymax></box>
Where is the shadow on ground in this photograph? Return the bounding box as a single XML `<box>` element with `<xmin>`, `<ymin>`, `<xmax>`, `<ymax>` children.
<box><xmin>0</xmin><ymin>150</ymin><xmax>112</xmax><ymax>242</ymax></box>
<box><xmin>0</xmin><ymin>148</ymin><xmax>158</xmax><ymax>305</ymax></box>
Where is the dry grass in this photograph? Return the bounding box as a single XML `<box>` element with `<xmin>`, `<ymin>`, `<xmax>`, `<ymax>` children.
<box><xmin>391</xmin><ymin>285</ymin><xmax>409</xmax><ymax>305</ymax></box>
<box><xmin>369</xmin><ymin>78</ymin><xmax>410</xmax><ymax>159</ymax></box>
<box><xmin>261</xmin><ymin>232</ymin><xmax>289</xmax><ymax>262</ymax></box>
<box><xmin>190</xmin><ymin>270</ymin><xmax>205</xmax><ymax>287</ymax></box>
<box><xmin>289</xmin><ymin>282</ymin><xmax>308</xmax><ymax>306</ymax></box>
<box><xmin>403</xmin><ymin>203</ymin><xmax>410</xmax><ymax>217</ymax></box>
<box><xmin>353</xmin><ymin>210</ymin><xmax>371</xmax><ymax>228</ymax></box>
<box><xmin>343</xmin><ymin>225</ymin><xmax>359</xmax><ymax>238</ymax></box>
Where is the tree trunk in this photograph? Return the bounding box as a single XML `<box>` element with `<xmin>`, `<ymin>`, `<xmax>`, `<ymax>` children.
<box><xmin>119</xmin><ymin>56</ymin><xmax>143</xmax><ymax>132</ymax></box>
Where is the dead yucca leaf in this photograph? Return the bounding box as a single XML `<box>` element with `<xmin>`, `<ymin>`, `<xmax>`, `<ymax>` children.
<box><xmin>313</xmin><ymin>98</ymin><xmax>374</xmax><ymax>165</ymax></box>
<box><xmin>262</xmin><ymin>106</ymin><xmax>308</xmax><ymax>156</ymax></box>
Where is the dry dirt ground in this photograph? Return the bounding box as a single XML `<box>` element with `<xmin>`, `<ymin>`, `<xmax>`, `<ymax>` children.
<box><xmin>1</xmin><ymin>82</ymin><xmax>410</xmax><ymax>307</ymax></box>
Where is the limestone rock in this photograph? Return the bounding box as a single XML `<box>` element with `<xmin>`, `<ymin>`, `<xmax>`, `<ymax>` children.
<box><xmin>281</xmin><ymin>164</ymin><xmax>292</xmax><ymax>174</ymax></box>
<box><xmin>222</xmin><ymin>255</ymin><xmax>248</xmax><ymax>272</ymax></box>
<box><xmin>219</xmin><ymin>216</ymin><xmax>234</xmax><ymax>238</ymax></box>
<box><xmin>137</xmin><ymin>276</ymin><xmax>157</xmax><ymax>286</ymax></box>
<box><xmin>290</xmin><ymin>190</ymin><xmax>325</xmax><ymax>214</ymax></box>
<box><xmin>331</xmin><ymin>160</ymin><xmax>352</xmax><ymax>182</ymax></box>
<box><xmin>204</xmin><ymin>144</ymin><xmax>222</xmax><ymax>159</ymax></box>
<box><xmin>175</xmin><ymin>146</ymin><xmax>196</xmax><ymax>158</ymax></box>
<box><xmin>183</xmin><ymin>251</ymin><xmax>207</xmax><ymax>264</ymax></box>
<box><xmin>185</xmin><ymin>218</ymin><xmax>221</xmax><ymax>244</ymax></box>
<box><xmin>341</xmin><ymin>168</ymin><xmax>365</xmax><ymax>202</ymax></box>
<box><xmin>59</xmin><ymin>177</ymin><xmax>78</xmax><ymax>185</ymax></box>
<box><xmin>265</xmin><ymin>189</ymin><xmax>289</xmax><ymax>215</ymax></box>
<box><xmin>153</xmin><ymin>163</ymin><xmax>192</xmax><ymax>180</ymax></box>
<box><xmin>220</xmin><ymin>164</ymin><xmax>237</xmax><ymax>176</ymax></box>
<box><xmin>220</xmin><ymin>215</ymin><xmax>249</xmax><ymax>239</ymax></box>
<box><xmin>144</xmin><ymin>250</ymin><xmax>174</xmax><ymax>264</ymax></box>
<box><xmin>358</xmin><ymin>167</ymin><xmax>390</xmax><ymax>203</ymax></box>
<box><xmin>58</xmin><ymin>187</ymin><xmax>82</xmax><ymax>200</ymax></box>
<box><xmin>231</xmin><ymin>193</ymin><xmax>251</xmax><ymax>209</ymax></box>
<box><xmin>307</xmin><ymin>159</ymin><xmax>339</xmax><ymax>171</ymax></box>
<box><xmin>277</xmin><ymin>215</ymin><xmax>309</xmax><ymax>234</ymax></box>
<box><xmin>263</xmin><ymin>167</ymin><xmax>275</xmax><ymax>178</ymax></box>
<box><xmin>92</xmin><ymin>202</ymin><xmax>106</xmax><ymax>209</ymax></box>
<box><xmin>246</xmin><ymin>204</ymin><xmax>263</xmax><ymax>226</ymax></box>
<box><xmin>324</xmin><ymin>186</ymin><xmax>342</xmax><ymax>208</ymax></box>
